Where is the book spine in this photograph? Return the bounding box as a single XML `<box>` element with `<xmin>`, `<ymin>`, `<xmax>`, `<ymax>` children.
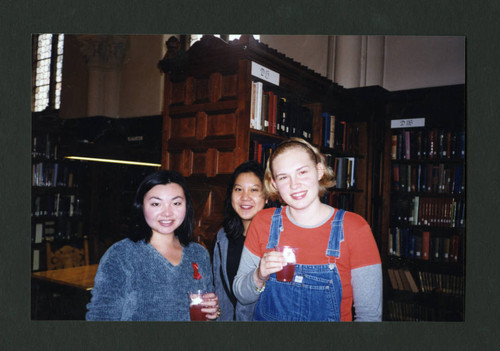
<box><xmin>341</xmin><ymin>121</ymin><xmax>347</xmax><ymax>152</ymax></box>
<box><xmin>409</xmin><ymin>232</ymin><xmax>416</xmax><ymax>258</ymax></box>
<box><xmin>428</xmin><ymin>129</ymin><xmax>437</xmax><ymax>159</ymax></box>
<box><xmin>262</xmin><ymin>91</ymin><xmax>270</xmax><ymax>132</ymax></box>
<box><xmin>445</xmin><ymin>130</ymin><xmax>452</xmax><ymax>158</ymax></box>
<box><xmin>402</xmin><ymin>227</ymin><xmax>410</xmax><ymax>257</ymax></box>
<box><xmin>416</xmin><ymin>131</ymin><xmax>422</xmax><ymax>159</ymax></box>
<box><xmin>391</xmin><ymin>134</ymin><xmax>397</xmax><ymax>159</ymax></box>
<box><xmin>432</xmin><ymin>236</ymin><xmax>440</xmax><ymax>261</ymax></box>
<box><xmin>458</xmin><ymin>131</ymin><xmax>465</xmax><ymax>158</ymax></box>
<box><xmin>387</xmin><ymin>268</ymin><xmax>399</xmax><ymax>290</ymax></box>
<box><xmin>254</xmin><ymin>82</ymin><xmax>263</xmax><ymax>130</ymax></box>
<box><xmin>420</xmin><ymin>164</ymin><xmax>426</xmax><ymax>192</ymax></box>
<box><xmin>270</xmin><ymin>92</ymin><xmax>277</xmax><ymax>134</ymax></box>
<box><xmin>349</xmin><ymin>157</ymin><xmax>356</xmax><ymax>188</ymax></box>
<box><xmin>346</xmin><ymin>158</ymin><xmax>352</xmax><ymax>189</ymax></box>
<box><xmin>399</xmin><ymin>164</ymin><xmax>407</xmax><ymax>192</ymax></box>
<box><xmin>335</xmin><ymin>157</ymin><xmax>347</xmax><ymax>189</ymax></box>
<box><xmin>450</xmin><ymin>130</ymin><xmax>457</xmax><ymax>158</ymax></box>
<box><xmin>443</xmin><ymin>237</ymin><xmax>451</xmax><ymax>262</ymax></box>
<box><xmin>415</xmin><ymin>234</ymin><xmax>422</xmax><ymax>259</ymax></box>
<box><xmin>329</xmin><ymin>115</ymin><xmax>336</xmax><ymax>149</ymax></box>
<box><xmin>404</xmin><ymin>130</ymin><xmax>411</xmax><ymax>160</ymax></box>
<box><xmin>250</xmin><ymin>81</ymin><xmax>256</xmax><ymax>129</ymax></box>
<box><xmin>422</xmin><ymin>231</ymin><xmax>430</xmax><ymax>260</ymax></box>
<box><xmin>392</xmin><ymin>163</ymin><xmax>400</xmax><ymax>191</ymax></box>
<box><xmin>412</xmin><ymin>196</ymin><xmax>419</xmax><ymax>225</ymax></box>
<box><xmin>396</xmin><ymin>131</ymin><xmax>403</xmax><ymax>160</ymax></box>
<box><xmin>322</xmin><ymin>113</ymin><xmax>330</xmax><ymax>147</ymax></box>
<box><xmin>388</xmin><ymin>228</ymin><xmax>393</xmax><ymax>255</ymax></box>
<box><xmin>407</xmin><ymin>164</ymin><xmax>412</xmax><ymax>192</ymax></box>
<box><xmin>438</xmin><ymin>129</ymin><xmax>445</xmax><ymax>158</ymax></box>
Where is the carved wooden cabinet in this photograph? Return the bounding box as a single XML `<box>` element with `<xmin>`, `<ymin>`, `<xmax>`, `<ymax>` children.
<box><xmin>158</xmin><ymin>35</ymin><xmax>375</xmax><ymax>252</ymax></box>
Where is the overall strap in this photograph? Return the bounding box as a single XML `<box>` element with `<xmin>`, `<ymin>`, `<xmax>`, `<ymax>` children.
<box><xmin>266</xmin><ymin>207</ymin><xmax>283</xmax><ymax>249</ymax></box>
<box><xmin>325</xmin><ymin>209</ymin><xmax>346</xmax><ymax>258</ymax></box>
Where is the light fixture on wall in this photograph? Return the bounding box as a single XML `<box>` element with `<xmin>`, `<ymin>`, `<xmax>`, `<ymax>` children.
<box><xmin>65</xmin><ymin>156</ymin><xmax>161</xmax><ymax>168</ymax></box>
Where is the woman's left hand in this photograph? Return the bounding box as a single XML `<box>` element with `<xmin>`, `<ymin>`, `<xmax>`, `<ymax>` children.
<box><xmin>201</xmin><ymin>292</ymin><xmax>220</xmax><ymax>320</ymax></box>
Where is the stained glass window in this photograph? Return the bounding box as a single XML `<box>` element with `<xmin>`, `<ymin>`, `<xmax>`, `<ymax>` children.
<box><xmin>32</xmin><ymin>34</ymin><xmax>64</xmax><ymax>112</ymax></box>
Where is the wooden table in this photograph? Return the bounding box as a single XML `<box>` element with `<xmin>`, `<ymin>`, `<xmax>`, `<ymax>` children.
<box><xmin>31</xmin><ymin>264</ymin><xmax>99</xmax><ymax>291</ymax></box>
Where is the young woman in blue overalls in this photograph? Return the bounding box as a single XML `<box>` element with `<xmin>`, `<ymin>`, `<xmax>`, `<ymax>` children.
<box><xmin>233</xmin><ymin>138</ymin><xmax>382</xmax><ymax>321</ymax></box>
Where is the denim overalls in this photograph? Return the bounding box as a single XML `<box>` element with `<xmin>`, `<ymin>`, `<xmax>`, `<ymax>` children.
<box><xmin>253</xmin><ymin>207</ymin><xmax>346</xmax><ymax>321</ymax></box>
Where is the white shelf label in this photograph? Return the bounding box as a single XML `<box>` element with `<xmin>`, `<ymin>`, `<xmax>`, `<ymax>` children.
<box><xmin>391</xmin><ymin>118</ymin><xmax>425</xmax><ymax>129</ymax></box>
<box><xmin>251</xmin><ymin>61</ymin><xmax>280</xmax><ymax>86</ymax></box>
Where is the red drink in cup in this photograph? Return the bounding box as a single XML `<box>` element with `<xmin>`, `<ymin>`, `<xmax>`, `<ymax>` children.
<box><xmin>189</xmin><ymin>303</ymin><xmax>208</xmax><ymax>321</ymax></box>
<box><xmin>276</xmin><ymin>262</ymin><xmax>296</xmax><ymax>282</ymax></box>
<box><xmin>275</xmin><ymin>246</ymin><xmax>298</xmax><ymax>282</ymax></box>
<box><xmin>188</xmin><ymin>290</ymin><xmax>210</xmax><ymax>321</ymax></box>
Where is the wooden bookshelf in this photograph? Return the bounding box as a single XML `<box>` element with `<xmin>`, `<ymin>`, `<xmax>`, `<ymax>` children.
<box><xmin>380</xmin><ymin>84</ymin><xmax>466</xmax><ymax>321</ymax></box>
<box><xmin>158</xmin><ymin>35</ymin><xmax>380</xmax><ymax>252</ymax></box>
<box><xmin>31</xmin><ymin>114</ymin><xmax>89</xmax><ymax>272</ymax></box>
<box><xmin>31</xmin><ymin>114</ymin><xmax>163</xmax><ymax>270</ymax></box>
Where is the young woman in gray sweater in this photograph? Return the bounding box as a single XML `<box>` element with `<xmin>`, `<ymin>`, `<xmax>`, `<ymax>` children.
<box><xmin>86</xmin><ymin>170</ymin><xmax>219</xmax><ymax>321</ymax></box>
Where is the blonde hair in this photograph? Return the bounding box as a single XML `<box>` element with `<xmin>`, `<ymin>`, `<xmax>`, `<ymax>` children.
<box><xmin>264</xmin><ymin>137</ymin><xmax>335</xmax><ymax>202</ymax></box>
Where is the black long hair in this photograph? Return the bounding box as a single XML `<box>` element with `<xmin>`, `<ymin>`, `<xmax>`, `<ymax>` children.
<box><xmin>129</xmin><ymin>170</ymin><xmax>194</xmax><ymax>246</ymax></box>
<box><xmin>223</xmin><ymin>161</ymin><xmax>266</xmax><ymax>241</ymax></box>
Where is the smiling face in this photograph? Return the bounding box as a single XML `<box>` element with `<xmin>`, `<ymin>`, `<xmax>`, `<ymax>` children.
<box><xmin>231</xmin><ymin>172</ymin><xmax>266</xmax><ymax>226</ymax></box>
<box><xmin>143</xmin><ymin>183</ymin><xmax>187</xmax><ymax>238</ymax></box>
<box><xmin>271</xmin><ymin>147</ymin><xmax>324</xmax><ymax>211</ymax></box>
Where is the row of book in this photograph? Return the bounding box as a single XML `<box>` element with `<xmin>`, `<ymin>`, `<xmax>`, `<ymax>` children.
<box><xmin>31</xmin><ymin>219</ymin><xmax>84</xmax><ymax>244</ymax></box>
<box><xmin>250</xmin><ymin>140</ymin><xmax>276</xmax><ymax>168</ymax></box>
<box><xmin>387</xmin><ymin>268</ymin><xmax>420</xmax><ymax>293</ymax></box>
<box><xmin>391</xmin><ymin>196</ymin><xmax>465</xmax><ymax>228</ymax></box>
<box><xmin>387</xmin><ymin>268</ymin><xmax>464</xmax><ymax>297</ymax></box>
<box><xmin>32</xmin><ymin>162</ymin><xmax>80</xmax><ymax>188</ymax></box>
<box><xmin>325</xmin><ymin>155</ymin><xmax>356</xmax><ymax>189</ymax></box>
<box><xmin>321</xmin><ymin>192</ymin><xmax>355</xmax><ymax>212</ymax></box>
<box><xmin>391</xmin><ymin>128</ymin><xmax>465</xmax><ymax>160</ymax></box>
<box><xmin>321</xmin><ymin>113</ymin><xmax>360</xmax><ymax>153</ymax></box>
<box><xmin>32</xmin><ymin>194</ymin><xmax>83</xmax><ymax>217</ymax></box>
<box><xmin>392</xmin><ymin>163</ymin><xmax>464</xmax><ymax>194</ymax></box>
<box><xmin>249</xmin><ymin>141</ymin><xmax>359</xmax><ymax>192</ymax></box>
<box><xmin>32</xmin><ymin>133</ymin><xmax>61</xmax><ymax>159</ymax></box>
<box><xmin>417</xmin><ymin>270</ymin><xmax>465</xmax><ymax>296</ymax></box>
<box><xmin>385</xmin><ymin>299</ymin><xmax>436</xmax><ymax>321</ymax></box>
<box><xmin>388</xmin><ymin>227</ymin><xmax>461</xmax><ymax>263</ymax></box>
<box><xmin>250</xmin><ymin>81</ymin><xmax>313</xmax><ymax>142</ymax></box>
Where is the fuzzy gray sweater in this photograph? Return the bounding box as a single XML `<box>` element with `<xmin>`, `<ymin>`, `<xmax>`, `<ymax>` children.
<box><xmin>86</xmin><ymin>238</ymin><xmax>213</xmax><ymax>321</ymax></box>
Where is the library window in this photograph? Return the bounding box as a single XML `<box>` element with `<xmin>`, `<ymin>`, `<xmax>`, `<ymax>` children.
<box><xmin>32</xmin><ymin>34</ymin><xmax>64</xmax><ymax>112</ymax></box>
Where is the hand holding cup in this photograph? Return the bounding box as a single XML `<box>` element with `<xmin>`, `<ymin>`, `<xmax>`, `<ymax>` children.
<box><xmin>256</xmin><ymin>250</ymin><xmax>287</xmax><ymax>283</ymax></box>
<box><xmin>188</xmin><ymin>290</ymin><xmax>219</xmax><ymax>321</ymax></box>
<box><xmin>274</xmin><ymin>245</ymin><xmax>298</xmax><ymax>282</ymax></box>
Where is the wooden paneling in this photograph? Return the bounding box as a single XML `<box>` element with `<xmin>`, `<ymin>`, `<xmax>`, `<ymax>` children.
<box><xmin>217</xmin><ymin>150</ymin><xmax>238</xmax><ymax>174</ymax></box>
<box><xmin>171</xmin><ymin>115</ymin><xmax>196</xmax><ymax>138</ymax></box>
<box><xmin>207</xmin><ymin>113</ymin><xmax>236</xmax><ymax>136</ymax></box>
<box><xmin>195</xmin><ymin>112</ymin><xmax>208</xmax><ymax>140</ymax></box>
<box><xmin>171</xmin><ymin>80</ymin><xmax>186</xmax><ymax>105</ymax></box>
<box><xmin>194</xmin><ymin>77</ymin><xmax>210</xmax><ymax>104</ymax></box>
<box><xmin>222</xmin><ymin>74</ymin><xmax>238</xmax><ymax>99</ymax></box>
<box><xmin>188</xmin><ymin>177</ymin><xmax>227</xmax><ymax>252</ymax></box>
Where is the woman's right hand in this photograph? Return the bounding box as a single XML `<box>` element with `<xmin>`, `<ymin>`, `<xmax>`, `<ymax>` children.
<box><xmin>255</xmin><ymin>251</ymin><xmax>285</xmax><ymax>285</ymax></box>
